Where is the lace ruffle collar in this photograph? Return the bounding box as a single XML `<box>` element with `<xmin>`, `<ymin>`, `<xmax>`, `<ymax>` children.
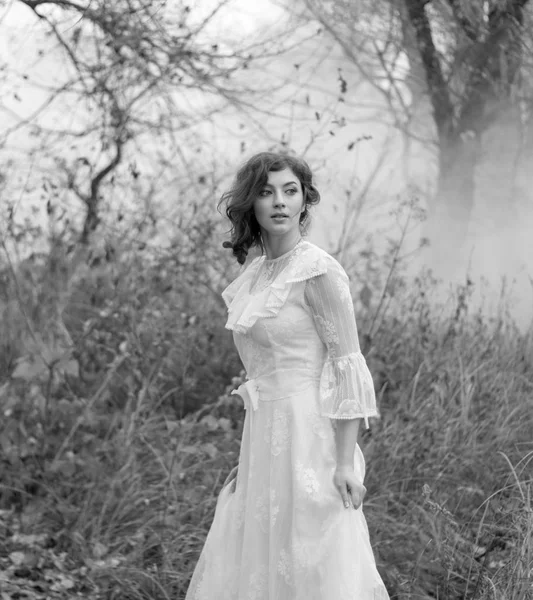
<box><xmin>222</xmin><ymin>241</ymin><xmax>330</xmax><ymax>333</ymax></box>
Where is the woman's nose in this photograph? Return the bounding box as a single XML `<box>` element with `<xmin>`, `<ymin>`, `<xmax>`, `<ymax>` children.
<box><xmin>273</xmin><ymin>192</ymin><xmax>286</xmax><ymax>207</ymax></box>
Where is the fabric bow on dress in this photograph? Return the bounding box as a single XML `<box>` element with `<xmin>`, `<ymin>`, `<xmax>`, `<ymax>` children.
<box><xmin>231</xmin><ymin>379</ymin><xmax>260</xmax><ymax>411</ymax></box>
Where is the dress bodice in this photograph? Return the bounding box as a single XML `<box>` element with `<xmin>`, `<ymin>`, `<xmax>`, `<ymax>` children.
<box><xmin>222</xmin><ymin>240</ymin><xmax>379</xmax><ymax>427</ymax></box>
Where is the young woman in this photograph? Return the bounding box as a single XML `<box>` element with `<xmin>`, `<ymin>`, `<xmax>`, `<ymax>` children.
<box><xmin>185</xmin><ymin>152</ymin><xmax>389</xmax><ymax>599</ymax></box>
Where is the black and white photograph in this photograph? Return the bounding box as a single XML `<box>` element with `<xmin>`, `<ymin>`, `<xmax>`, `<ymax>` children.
<box><xmin>0</xmin><ymin>1</ymin><xmax>532</xmax><ymax>599</ymax></box>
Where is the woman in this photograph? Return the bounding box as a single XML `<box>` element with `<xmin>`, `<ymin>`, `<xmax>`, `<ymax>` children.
<box><xmin>185</xmin><ymin>152</ymin><xmax>389</xmax><ymax>599</ymax></box>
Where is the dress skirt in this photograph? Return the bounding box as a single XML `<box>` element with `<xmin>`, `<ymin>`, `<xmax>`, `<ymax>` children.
<box><xmin>185</xmin><ymin>373</ymin><xmax>389</xmax><ymax>600</ymax></box>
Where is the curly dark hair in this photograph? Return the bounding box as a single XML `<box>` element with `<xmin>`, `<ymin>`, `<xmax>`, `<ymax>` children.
<box><xmin>218</xmin><ymin>152</ymin><xmax>321</xmax><ymax>264</ymax></box>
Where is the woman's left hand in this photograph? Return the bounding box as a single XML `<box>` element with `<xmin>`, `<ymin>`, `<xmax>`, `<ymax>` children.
<box><xmin>333</xmin><ymin>466</ymin><xmax>366</xmax><ymax>509</ymax></box>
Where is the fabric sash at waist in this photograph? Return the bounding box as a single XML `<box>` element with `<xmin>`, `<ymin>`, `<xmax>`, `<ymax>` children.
<box><xmin>230</xmin><ymin>368</ymin><xmax>321</xmax><ymax>411</ymax></box>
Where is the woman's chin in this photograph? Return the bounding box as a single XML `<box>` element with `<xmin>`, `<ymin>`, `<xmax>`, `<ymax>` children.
<box><xmin>263</xmin><ymin>220</ymin><xmax>298</xmax><ymax>235</ymax></box>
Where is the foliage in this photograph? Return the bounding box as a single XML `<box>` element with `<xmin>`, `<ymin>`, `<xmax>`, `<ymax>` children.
<box><xmin>0</xmin><ymin>5</ymin><xmax>531</xmax><ymax>595</ymax></box>
<box><xmin>0</xmin><ymin>238</ymin><xmax>532</xmax><ymax>598</ymax></box>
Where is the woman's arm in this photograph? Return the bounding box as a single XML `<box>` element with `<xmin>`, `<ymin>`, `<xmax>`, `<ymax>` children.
<box><xmin>333</xmin><ymin>418</ymin><xmax>366</xmax><ymax>509</ymax></box>
<box><xmin>304</xmin><ymin>258</ymin><xmax>377</xmax><ymax>509</ymax></box>
<box><xmin>335</xmin><ymin>417</ymin><xmax>361</xmax><ymax>468</ymax></box>
<box><xmin>304</xmin><ymin>262</ymin><xmax>378</xmax><ymax>425</ymax></box>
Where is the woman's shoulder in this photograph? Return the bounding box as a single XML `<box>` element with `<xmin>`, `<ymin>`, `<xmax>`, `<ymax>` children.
<box><xmin>296</xmin><ymin>241</ymin><xmax>347</xmax><ymax>279</ymax></box>
<box><xmin>299</xmin><ymin>240</ymin><xmax>334</xmax><ymax>261</ymax></box>
<box><xmin>270</xmin><ymin>240</ymin><xmax>348</xmax><ymax>289</ymax></box>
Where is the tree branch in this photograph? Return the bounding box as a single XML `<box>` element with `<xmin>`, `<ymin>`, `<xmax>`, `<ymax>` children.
<box><xmin>446</xmin><ymin>0</ymin><xmax>478</xmax><ymax>41</ymax></box>
<box><xmin>20</xmin><ymin>0</ymin><xmax>90</xmax><ymax>12</ymax></box>
<box><xmin>10</xmin><ymin>0</ymin><xmax>300</xmax><ymax>247</ymax></box>
<box><xmin>302</xmin><ymin>0</ymin><xmax>398</xmax><ymax>112</ymax></box>
<box><xmin>80</xmin><ymin>138</ymin><xmax>124</xmax><ymax>244</ymax></box>
<box><xmin>457</xmin><ymin>0</ymin><xmax>530</xmax><ymax>131</ymax></box>
<box><xmin>404</xmin><ymin>0</ymin><xmax>454</xmax><ymax>138</ymax></box>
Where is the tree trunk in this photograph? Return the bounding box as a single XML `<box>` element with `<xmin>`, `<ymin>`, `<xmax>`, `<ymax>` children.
<box><xmin>398</xmin><ymin>1</ymin><xmax>436</xmax><ymax>184</ymax></box>
<box><xmin>403</xmin><ymin>0</ymin><xmax>530</xmax><ymax>278</ymax></box>
<box><xmin>424</xmin><ymin>131</ymin><xmax>479</xmax><ymax>278</ymax></box>
<box><xmin>475</xmin><ymin>104</ymin><xmax>523</xmax><ymax>231</ymax></box>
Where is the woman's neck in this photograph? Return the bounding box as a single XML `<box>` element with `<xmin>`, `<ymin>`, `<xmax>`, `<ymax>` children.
<box><xmin>262</xmin><ymin>232</ymin><xmax>302</xmax><ymax>260</ymax></box>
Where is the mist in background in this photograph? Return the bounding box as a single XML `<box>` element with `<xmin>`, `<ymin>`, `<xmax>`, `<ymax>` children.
<box><xmin>1</xmin><ymin>0</ymin><xmax>532</xmax><ymax>330</ymax></box>
<box><xmin>1</xmin><ymin>5</ymin><xmax>532</xmax><ymax>597</ymax></box>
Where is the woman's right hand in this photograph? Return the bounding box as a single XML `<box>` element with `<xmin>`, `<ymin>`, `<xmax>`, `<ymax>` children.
<box><xmin>223</xmin><ymin>465</ymin><xmax>238</xmax><ymax>490</ymax></box>
<box><xmin>333</xmin><ymin>466</ymin><xmax>366</xmax><ymax>509</ymax></box>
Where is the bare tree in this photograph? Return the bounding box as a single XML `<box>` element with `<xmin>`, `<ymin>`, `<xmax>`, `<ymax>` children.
<box><xmin>0</xmin><ymin>0</ymin><xmax>302</xmax><ymax>384</ymax></box>
<box><xmin>297</xmin><ymin>0</ymin><xmax>533</xmax><ymax>268</ymax></box>
<box><xmin>2</xmin><ymin>0</ymin><xmax>287</xmax><ymax>244</ymax></box>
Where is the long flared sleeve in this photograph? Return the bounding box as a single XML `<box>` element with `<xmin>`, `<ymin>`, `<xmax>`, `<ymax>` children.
<box><xmin>304</xmin><ymin>259</ymin><xmax>379</xmax><ymax>428</ymax></box>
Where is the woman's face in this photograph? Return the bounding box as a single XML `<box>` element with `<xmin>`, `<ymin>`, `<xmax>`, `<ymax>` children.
<box><xmin>253</xmin><ymin>168</ymin><xmax>305</xmax><ymax>239</ymax></box>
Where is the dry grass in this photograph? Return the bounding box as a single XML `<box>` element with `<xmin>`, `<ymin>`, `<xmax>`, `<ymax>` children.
<box><xmin>0</xmin><ymin>257</ymin><xmax>532</xmax><ymax>600</ymax></box>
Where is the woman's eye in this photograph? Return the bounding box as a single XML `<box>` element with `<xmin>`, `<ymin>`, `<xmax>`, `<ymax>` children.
<box><xmin>259</xmin><ymin>190</ymin><xmax>271</xmax><ymax>197</ymax></box>
<box><xmin>286</xmin><ymin>188</ymin><xmax>298</xmax><ymax>195</ymax></box>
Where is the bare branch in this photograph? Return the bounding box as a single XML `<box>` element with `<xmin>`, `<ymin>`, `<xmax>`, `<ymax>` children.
<box><xmin>302</xmin><ymin>0</ymin><xmax>396</xmax><ymax>110</ymax></box>
<box><xmin>190</xmin><ymin>0</ymin><xmax>233</xmax><ymax>37</ymax></box>
<box><xmin>4</xmin><ymin>0</ymin><xmax>314</xmax><ymax>249</ymax></box>
<box><xmin>80</xmin><ymin>137</ymin><xmax>124</xmax><ymax>244</ymax></box>
<box><xmin>446</xmin><ymin>0</ymin><xmax>478</xmax><ymax>41</ymax></box>
<box><xmin>0</xmin><ymin>81</ymin><xmax>74</xmax><ymax>144</ymax></box>
<box><xmin>457</xmin><ymin>0</ymin><xmax>530</xmax><ymax>131</ymax></box>
<box><xmin>404</xmin><ymin>0</ymin><xmax>454</xmax><ymax>137</ymax></box>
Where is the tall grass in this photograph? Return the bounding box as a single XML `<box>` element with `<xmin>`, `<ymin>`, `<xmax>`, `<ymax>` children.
<box><xmin>0</xmin><ymin>244</ymin><xmax>531</xmax><ymax>599</ymax></box>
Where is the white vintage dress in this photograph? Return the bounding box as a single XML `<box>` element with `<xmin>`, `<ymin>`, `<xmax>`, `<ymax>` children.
<box><xmin>185</xmin><ymin>240</ymin><xmax>389</xmax><ymax>600</ymax></box>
